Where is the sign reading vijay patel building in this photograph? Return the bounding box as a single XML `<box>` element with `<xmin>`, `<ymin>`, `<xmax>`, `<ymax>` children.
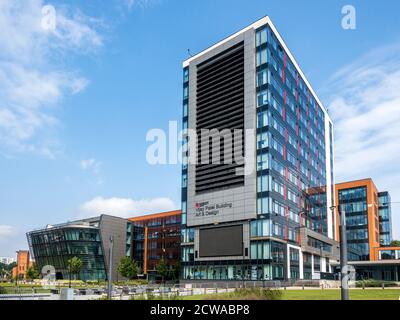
<box><xmin>195</xmin><ymin>201</ymin><xmax>233</xmax><ymax>217</ymax></box>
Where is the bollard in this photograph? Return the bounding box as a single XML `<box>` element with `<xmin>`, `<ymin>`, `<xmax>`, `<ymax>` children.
<box><xmin>382</xmin><ymin>283</ymin><xmax>385</xmax><ymax>290</ymax></box>
<box><xmin>302</xmin><ymin>284</ymin><xmax>305</xmax><ymax>290</ymax></box>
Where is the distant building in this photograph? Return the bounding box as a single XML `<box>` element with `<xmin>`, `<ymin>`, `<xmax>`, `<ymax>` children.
<box><xmin>335</xmin><ymin>178</ymin><xmax>393</xmax><ymax>262</ymax></box>
<box><xmin>128</xmin><ymin>210</ymin><xmax>181</xmax><ymax>281</ymax></box>
<box><xmin>335</xmin><ymin>247</ymin><xmax>400</xmax><ymax>281</ymax></box>
<box><xmin>27</xmin><ymin>215</ymin><xmax>129</xmax><ymax>281</ymax></box>
<box><xmin>334</xmin><ymin>178</ymin><xmax>398</xmax><ymax>281</ymax></box>
<box><xmin>0</xmin><ymin>257</ymin><xmax>15</xmax><ymax>265</ymax></box>
<box><xmin>12</xmin><ymin>250</ymin><xmax>32</xmax><ymax>280</ymax></box>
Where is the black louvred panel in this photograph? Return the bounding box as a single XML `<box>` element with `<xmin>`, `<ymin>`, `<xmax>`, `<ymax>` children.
<box><xmin>195</xmin><ymin>42</ymin><xmax>245</xmax><ymax>194</ymax></box>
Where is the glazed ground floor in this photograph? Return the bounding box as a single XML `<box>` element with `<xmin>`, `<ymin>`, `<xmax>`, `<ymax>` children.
<box><xmin>181</xmin><ymin>241</ymin><xmax>336</xmax><ymax>281</ymax></box>
<box><xmin>333</xmin><ymin>261</ymin><xmax>400</xmax><ymax>282</ymax></box>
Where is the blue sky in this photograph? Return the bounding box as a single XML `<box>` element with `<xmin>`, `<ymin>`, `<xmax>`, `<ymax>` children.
<box><xmin>1</xmin><ymin>0</ymin><xmax>400</xmax><ymax>257</ymax></box>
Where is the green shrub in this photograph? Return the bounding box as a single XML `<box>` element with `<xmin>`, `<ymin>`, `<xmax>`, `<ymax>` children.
<box><xmin>356</xmin><ymin>279</ymin><xmax>399</xmax><ymax>288</ymax></box>
<box><xmin>113</xmin><ymin>279</ymin><xmax>148</xmax><ymax>286</ymax></box>
<box><xmin>0</xmin><ymin>286</ymin><xmax>6</xmax><ymax>294</ymax></box>
<box><xmin>204</xmin><ymin>288</ymin><xmax>282</xmax><ymax>300</ymax></box>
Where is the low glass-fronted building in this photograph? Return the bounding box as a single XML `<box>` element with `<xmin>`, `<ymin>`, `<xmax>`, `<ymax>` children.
<box><xmin>27</xmin><ymin>215</ymin><xmax>129</xmax><ymax>281</ymax></box>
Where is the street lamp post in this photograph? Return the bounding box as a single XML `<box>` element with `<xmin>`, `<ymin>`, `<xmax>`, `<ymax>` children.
<box><xmin>242</xmin><ymin>241</ymin><xmax>245</xmax><ymax>287</ymax></box>
<box><xmin>338</xmin><ymin>209</ymin><xmax>349</xmax><ymax>300</ymax></box>
<box><xmin>107</xmin><ymin>235</ymin><xmax>114</xmax><ymax>300</ymax></box>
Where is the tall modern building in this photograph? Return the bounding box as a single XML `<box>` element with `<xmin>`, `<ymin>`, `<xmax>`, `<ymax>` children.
<box><xmin>335</xmin><ymin>178</ymin><xmax>393</xmax><ymax>261</ymax></box>
<box><xmin>128</xmin><ymin>210</ymin><xmax>181</xmax><ymax>281</ymax></box>
<box><xmin>27</xmin><ymin>215</ymin><xmax>129</xmax><ymax>281</ymax></box>
<box><xmin>181</xmin><ymin>16</ymin><xmax>338</xmax><ymax>282</ymax></box>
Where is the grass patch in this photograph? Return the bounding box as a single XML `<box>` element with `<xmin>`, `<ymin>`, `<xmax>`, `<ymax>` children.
<box><xmin>281</xmin><ymin>289</ymin><xmax>400</xmax><ymax>300</ymax></box>
<box><xmin>182</xmin><ymin>289</ymin><xmax>400</xmax><ymax>301</ymax></box>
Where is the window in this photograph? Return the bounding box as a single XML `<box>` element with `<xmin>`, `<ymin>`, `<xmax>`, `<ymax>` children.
<box><xmin>287</xmin><ymin>151</ymin><xmax>297</xmax><ymax>167</ymax></box>
<box><xmin>257</xmin><ymin>90</ymin><xmax>268</xmax><ymax>107</ymax></box>
<box><xmin>270</xmin><ymin>115</ymin><xmax>285</xmax><ymax>136</ymax></box>
<box><xmin>257</xmin><ymin>111</ymin><xmax>268</xmax><ymax>128</ymax></box>
<box><xmin>183</xmin><ymin>86</ymin><xmax>188</xmax><ymax>99</ymax></box>
<box><xmin>183</xmin><ymin>68</ymin><xmax>189</xmax><ymax>83</ymax></box>
<box><xmin>271</xmin><ymin>157</ymin><xmax>285</xmax><ymax>177</ymax></box>
<box><xmin>288</xmin><ymin>190</ymin><xmax>298</xmax><ymax>204</ymax></box>
<box><xmin>251</xmin><ymin>241</ymin><xmax>271</xmax><ymax>259</ymax></box>
<box><xmin>181</xmin><ymin>228</ymin><xmax>194</xmax><ymax>243</ymax></box>
<box><xmin>270</xmin><ymin>135</ymin><xmax>284</xmax><ymax>156</ymax></box>
<box><xmin>251</xmin><ymin>219</ymin><xmax>271</xmax><ymax>237</ymax></box>
<box><xmin>257</xmin><ymin>175</ymin><xmax>268</xmax><ymax>192</ymax></box>
<box><xmin>270</xmin><ymin>75</ymin><xmax>284</xmax><ymax>98</ymax></box>
<box><xmin>183</xmin><ymin>102</ymin><xmax>188</xmax><ymax>117</ymax></box>
<box><xmin>270</xmin><ymin>95</ymin><xmax>283</xmax><ymax>117</ymax></box>
<box><xmin>257</xmin><ymin>132</ymin><xmax>268</xmax><ymax>149</ymax></box>
<box><xmin>257</xmin><ymin>69</ymin><xmax>268</xmax><ymax>87</ymax></box>
<box><xmin>256</xmin><ymin>48</ymin><xmax>267</xmax><ymax>66</ymax></box>
<box><xmin>271</xmin><ymin>177</ymin><xmax>284</xmax><ymax>196</ymax></box>
<box><xmin>257</xmin><ymin>197</ymin><xmax>268</xmax><ymax>214</ymax></box>
<box><xmin>182</xmin><ymin>246</ymin><xmax>194</xmax><ymax>262</ymax></box>
<box><xmin>271</xmin><ymin>199</ymin><xmax>285</xmax><ymax>217</ymax></box>
<box><xmin>257</xmin><ymin>153</ymin><xmax>269</xmax><ymax>171</ymax></box>
<box><xmin>182</xmin><ymin>173</ymin><xmax>187</xmax><ymax>188</ymax></box>
<box><xmin>289</xmin><ymin>208</ymin><xmax>299</xmax><ymax>223</ymax></box>
<box><xmin>272</xmin><ymin>221</ymin><xmax>284</xmax><ymax>237</ymax></box>
<box><xmin>256</xmin><ymin>27</ymin><xmax>267</xmax><ymax>46</ymax></box>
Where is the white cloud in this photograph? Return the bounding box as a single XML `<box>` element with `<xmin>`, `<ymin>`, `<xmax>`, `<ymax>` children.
<box><xmin>122</xmin><ymin>0</ymin><xmax>158</xmax><ymax>10</ymax></box>
<box><xmin>80</xmin><ymin>158</ymin><xmax>101</xmax><ymax>172</ymax></box>
<box><xmin>0</xmin><ymin>0</ymin><xmax>103</xmax><ymax>157</ymax></box>
<box><xmin>0</xmin><ymin>225</ymin><xmax>15</xmax><ymax>240</ymax></box>
<box><xmin>80</xmin><ymin>158</ymin><xmax>103</xmax><ymax>185</ymax></box>
<box><xmin>78</xmin><ymin>196</ymin><xmax>177</xmax><ymax>219</ymax></box>
<box><xmin>324</xmin><ymin>43</ymin><xmax>400</xmax><ymax>239</ymax></box>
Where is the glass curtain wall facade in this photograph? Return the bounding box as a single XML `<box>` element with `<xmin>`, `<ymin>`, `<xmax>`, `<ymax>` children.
<box><xmin>181</xmin><ymin>17</ymin><xmax>336</xmax><ymax>282</ymax></box>
<box><xmin>378</xmin><ymin>192</ymin><xmax>392</xmax><ymax>246</ymax></box>
<box><xmin>27</xmin><ymin>214</ymin><xmax>128</xmax><ymax>282</ymax></box>
<box><xmin>335</xmin><ymin>179</ymin><xmax>389</xmax><ymax>262</ymax></box>
<box><xmin>338</xmin><ymin>186</ymin><xmax>370</xmax><ymax>261</ymax></box>
<box><xmin>28</xmin><ymin>226</ymin><xmax>106</xmax><ymax>281</ymax></box>
<box><xmin>181</xmin><ymin>66</ymin><xmax>196</xmax><ymax>279</ymax></box>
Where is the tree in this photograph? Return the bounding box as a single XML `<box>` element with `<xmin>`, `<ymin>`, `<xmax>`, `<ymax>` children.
<box><xmin>117</xmin><ymin>257</ymin><xmax>138</xmax><ymax>280</ymax></box>
<box><xmin>67</xmin><ymin>256</ymin><xmax>83</xmax><ymax>288</ymax></box>
<box><xmin>390</xmin><ymin>240</ymin><xmax>400</xmax><ymax>247</ymax></box>
<box><xmin>26</xmin><ymin>264</ymin><xmax>40</xmax><ymax>280</ymax></box>
<box><xmin>157</xmin><ymin>258</ymin><xmax>169</xmax><ymax>285</ymax></box>
<box><xmin>171</xmin><ymin>262</ymin><xmax>180</xmax><ymax>281</ymax></box>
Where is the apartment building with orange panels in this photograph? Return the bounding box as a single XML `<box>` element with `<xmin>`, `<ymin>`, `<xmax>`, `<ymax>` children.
<box><xmin>128</xmin><ymin>210</ymin><xmax>181</xmax><ymax>280</ymax></box>
<box><xmin>335</xmin><ymin>178</ymin><xmax>392</xmax><ymax>262</ymax></box>
<box><xmin>12</xmin><ymin>250</ymin><xmax>33</xmax><ymax>280</ymax></box>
